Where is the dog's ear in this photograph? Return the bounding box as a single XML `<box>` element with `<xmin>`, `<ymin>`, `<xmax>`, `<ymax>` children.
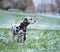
<box><xmin>24</xmin><ymin>18</ymin><xmax>27</xmax><ymax>20</ymax></box>
<box><xmin>23</xmin><ymin>18</ymin><xmax>28</xmax><ymax>22</ymax></box>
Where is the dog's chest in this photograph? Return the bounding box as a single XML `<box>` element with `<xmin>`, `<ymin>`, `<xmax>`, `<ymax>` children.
<box><xmin>22</xmin><ymin>27</ymin><xmax>26</xmax><ymax>32</ymax></box>
<box><xmin>21</xmin><ymin>24</ymin><xmax>27</xmax><ymax>31</ymax></box>
<box><xmin>23</xmin><ymin>27</ymin><xmax>26</xmax><ymax>30</ymax></box>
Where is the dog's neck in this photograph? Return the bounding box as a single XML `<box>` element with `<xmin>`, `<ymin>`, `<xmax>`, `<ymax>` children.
<box><xmin>19</xmin><ymin>22</ymin><xmax>29</xmax><ymax>30</ymax></box>
<box><xmin>23</xmin><ymin>22</ymin><xmax>29</xmax><ymax>27</ymax></box>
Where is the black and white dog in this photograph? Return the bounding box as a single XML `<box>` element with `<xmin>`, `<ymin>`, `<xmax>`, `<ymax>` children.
<box><xmin>11</xmin><ymin>17</ymin><xmax>36</xmax><ymax>43</ymax></box>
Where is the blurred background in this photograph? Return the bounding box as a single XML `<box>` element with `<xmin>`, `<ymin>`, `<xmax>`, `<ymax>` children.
<box><xmin>0</xmin><ymin>0</ymin><xmax>60</xmax><ymax>14</ymax></box>
<box><xmin>0</xmin><ymin>0</ymin><xmax>60</xmax><ymax>52</ymax></box>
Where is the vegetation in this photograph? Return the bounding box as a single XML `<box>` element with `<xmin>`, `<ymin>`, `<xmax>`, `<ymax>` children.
<box><xmin>0</xmin><ymin>28</ymin><xmax>60</xmax><ymax>52</ymax></box>
<box><xmin>0</xmin><ymin>10</ymin><xmax>60</xmax><ymax>52</ymax></box>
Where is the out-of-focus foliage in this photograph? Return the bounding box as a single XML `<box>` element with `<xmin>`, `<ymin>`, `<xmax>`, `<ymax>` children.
<box><xmin>0</xmin><ymin>0</ymin><xmax>33</xmax><ymax>12</ymax></box>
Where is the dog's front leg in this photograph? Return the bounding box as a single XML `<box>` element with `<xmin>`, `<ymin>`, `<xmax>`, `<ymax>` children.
<box><xmin>17</xmin><ymin>30</ymin><xmax>24</xmax><ymax>43</ymax></box>
<box><xmin>17</xmin><ymin>36</ymin><xmax>20</xmax><ymax>43</ymax></box>
<box><xmin>23</xmin><ymin>32</ymin><xmax>26</xmax><ymax>44</ymax></box>
<box><xmin>17</xmin><ymin>34</ymin><xmax>24</xmax><ymax>43</ymax></box>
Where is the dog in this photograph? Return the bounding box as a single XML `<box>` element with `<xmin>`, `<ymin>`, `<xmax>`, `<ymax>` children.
<box><xmin>11</xmin><ymin>17</ymin><xmax>36</xmax><ymax>43</ymax></box>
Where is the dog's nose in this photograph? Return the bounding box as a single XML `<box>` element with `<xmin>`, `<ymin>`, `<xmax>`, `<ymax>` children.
<box><xmin>34</xmin><ymin>20</ymin><xmax>36</xmax><ymax>22</ymax></box>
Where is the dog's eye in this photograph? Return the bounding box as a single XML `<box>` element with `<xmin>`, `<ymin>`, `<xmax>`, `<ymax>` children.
<box><xmin>30</xmin><ymin>18</ymin><xmax>32</xmax><ymax>20</ymax></box>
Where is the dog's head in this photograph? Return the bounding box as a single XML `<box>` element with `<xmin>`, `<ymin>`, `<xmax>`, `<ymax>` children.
<box><xmin>23</xmin><ymin>17</ymin><xmax>36</xmax><ymax>24</ymax></box>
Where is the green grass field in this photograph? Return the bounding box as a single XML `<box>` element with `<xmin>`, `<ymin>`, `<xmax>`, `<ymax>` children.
<box><xmin>0</xmin><ymin>10</ymin><xmax>60</xmax><ymax>52</ymax></box>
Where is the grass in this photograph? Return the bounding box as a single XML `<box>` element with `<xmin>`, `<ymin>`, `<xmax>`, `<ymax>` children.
<box><xmin>0</xmin><ymin>10</ymin><xmax>60</xmax><ymax>52</ymax></box>
<box><xmin>0</xmin><ymin>28</ymin><xmax>60</xmax><ymax>52</ymax></box>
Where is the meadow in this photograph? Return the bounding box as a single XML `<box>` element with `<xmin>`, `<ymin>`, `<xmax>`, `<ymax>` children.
<box><xmin>0</xmin><ymin>10</ymin><xmax>60</xmax><ymax>52</ymax></box>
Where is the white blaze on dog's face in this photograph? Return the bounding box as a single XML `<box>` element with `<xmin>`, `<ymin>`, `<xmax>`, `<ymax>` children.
<box><xmin>26</xmin><ymin>17</ymin><xmax>36</xmax><ymax>24</ymax></box>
